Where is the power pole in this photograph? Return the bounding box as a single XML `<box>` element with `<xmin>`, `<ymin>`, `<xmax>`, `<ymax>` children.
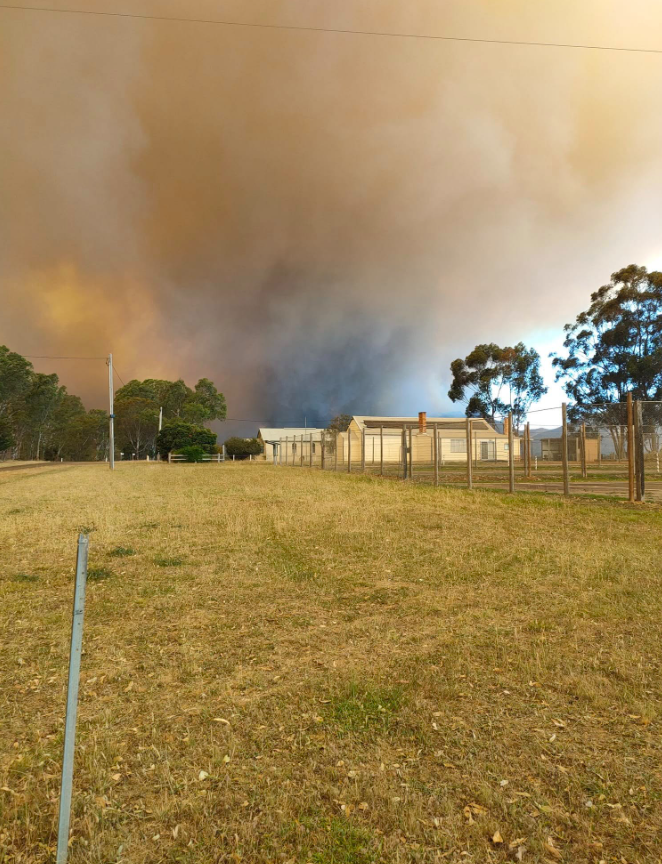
<box><xmin>108</xmin><ymin>354</ymin><xmax>115</xmax><ymax>471</ymax></box>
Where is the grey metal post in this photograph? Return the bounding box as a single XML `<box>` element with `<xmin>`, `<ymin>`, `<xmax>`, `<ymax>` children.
<box><xmin>508</xmin><ymin>413</ymin><xmax>515</xmax><ymax>493</ymax></box>
<box><xmin>408</xmin><ymin>426</ymin><xmax>413</xmax><ymax>481</ymax></box>
<box><xmin>433</xmin><ymin>422</ymin><xmax>439</xmax><ymax>487</ymax></box>
<box><xmin>466</xmin><ymin>419</ymin><xmax>473</xmax><ymax>490</ymax></box>
<box><xmin>561</xmin><ymin>403</ymin><xmax>570</xmax><ymax>496</ymax></box>
<box><xmin>347</xmin><ymin>428</ymin><xmax>352</xmax><ymax>473</ymax></box>
<box><xmin>108</xmin><ymin>354</ymin><xmax>115</xmax><ymax>471</ymax></box>
<box><xmin>380</xmin><ymin>425</ymin><xmax>384</xmax><ymax>476</ymax></box>
<box><xmin>321</xmin><ymin>431</ymin><xmax>326</xmax><ymax>470</ymax></box>
<box><xmin>309</xmin><ymin>433</ymin><xmax>313</xmax><ymax>468</ymax></box>
<box><xmin>56</xmin><ymin>534</ymin><xmax>89</xmax><ymax>864</ymax></box>
<box><xmin>361</xmin><ymin>428</ymin><xmax>366</xmax><ymax>473</ymax></box>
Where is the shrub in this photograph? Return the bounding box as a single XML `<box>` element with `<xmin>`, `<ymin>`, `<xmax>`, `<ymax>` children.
<box><xmin>224</xmin><ymin>437</ymin><xmax>264</xmax><ymax>459</ymax></box>
<box><xmin>156</xmin><ymin>419</ymin><xmax>216</xmax><ymax>459</ymax></box>
<box><xmin>176</xmin><ymin>445</ymin><xmax>206</xmax><ymax>463</ymax></box>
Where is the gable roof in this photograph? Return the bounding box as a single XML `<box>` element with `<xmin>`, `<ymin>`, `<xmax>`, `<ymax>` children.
<box><xmin>257</xmin><ymin>428</ymin><xmax>325</xmax><ymax>441</ymax></box>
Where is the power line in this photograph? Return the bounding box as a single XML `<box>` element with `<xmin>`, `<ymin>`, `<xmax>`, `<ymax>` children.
<box><xmin>22</xmin><ymin>354</ymin><xmax>107</xmax><ymax>360</ymax></box>
<box><xmin>1</xmin><ymin>4</ymin><xmax>661</xmax><ymax>55</ymax></box>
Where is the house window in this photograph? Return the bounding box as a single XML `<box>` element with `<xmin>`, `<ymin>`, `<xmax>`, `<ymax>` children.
<box><xmin>504</xmin><ymin>443</ymin><xmax>509</xmax><ymax>452</ymax></box>
<box><xmin>450</xmin><ymin>439</ymin><xmax>466</xmax><ymax>453</ymax></box>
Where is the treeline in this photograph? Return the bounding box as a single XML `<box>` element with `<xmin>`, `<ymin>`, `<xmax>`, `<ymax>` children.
<box><xmin>0</xmin><ymin>346</ymin><xmax>226</xmax><ymax>461</ymax></box>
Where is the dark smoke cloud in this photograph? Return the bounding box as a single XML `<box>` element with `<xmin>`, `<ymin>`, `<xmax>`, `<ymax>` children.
<box><xmin>2</xmin><ymin>0</ymin><xmax>662</xmax><ymax>426</ymax></box>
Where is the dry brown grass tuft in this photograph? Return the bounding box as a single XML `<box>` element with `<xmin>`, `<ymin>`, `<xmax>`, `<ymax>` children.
<box><xmin>1</xmin><ymin>463</ymin><xmax>661</xmax><ymax>863</ymax></box>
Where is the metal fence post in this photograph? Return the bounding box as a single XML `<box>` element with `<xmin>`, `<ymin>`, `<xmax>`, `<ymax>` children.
<box><xmin>433</xmin><ymin>422</ymin><xmax>439</xmax><ymax>487</ymax></box>
<box><xmin>380</xmin><ymin>425</ymin><xmax>384</xmax><ymax>476</ymax></box>
<box><xmin>508</xmin><ymin>413</ymin><xmax>515</xmax><ymax>493</ymax></box>
<box><xmin>466</xmin><ymin>418</ymin><xmax>473</xmax><ymax>490</ymax></box>
<box><xmin>627</xmin><ymin>393</ymin><xmax>635</xmax><ymax>503</ymax></box>
<box><xmin>561</xmin><ymin>403</ymin><xmax>570</xmax><ymax>497</ymax></box>
<box><xmin>56</xmin><ymin>534</ymin><xmax>89</xmax><ymax>864</ymax></box>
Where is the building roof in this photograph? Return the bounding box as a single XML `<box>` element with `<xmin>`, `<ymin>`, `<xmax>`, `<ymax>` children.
<box><xmin>351</xmin><ymin>416</ymin><xmax>501</xmax><ymax>433</ymax></box>
<box><xmin>257</xmin><ymin>428</ymin><xmax>325</xmax><ymax>441</ymax></box>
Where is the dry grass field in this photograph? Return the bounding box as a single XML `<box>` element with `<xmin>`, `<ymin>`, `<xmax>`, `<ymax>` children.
<box><xmin>1</xmin><ymin>463</ymin><xmax>661</xmax><ymax>864</ymax></box>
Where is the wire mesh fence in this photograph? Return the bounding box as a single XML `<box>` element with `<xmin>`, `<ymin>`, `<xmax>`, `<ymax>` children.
<box><xmin>270</xmin><ymin>403</ymin><xmax>662</xmax><ymax>502</ymax></box>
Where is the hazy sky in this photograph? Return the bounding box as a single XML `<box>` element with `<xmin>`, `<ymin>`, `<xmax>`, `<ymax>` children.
<box><xmin>2</xmin><ymin>1</ymin><xmax>662</xmax><ymax>429</ymax></box>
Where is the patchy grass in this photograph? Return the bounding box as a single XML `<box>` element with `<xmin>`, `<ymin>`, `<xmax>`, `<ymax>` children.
<box><xmin>86</xmin><ymin>566</ymin><xmax>112</xmax><ymax>582</ymax></box>
<box><xmin>1</xmin><ymin>462</ymin><xmax>661</xmax><ymax>863</ymax></box>
<box><xmin>108</xmin><ymin>546</ymin><xmax>136</xmax><ymax>558</ymax></box>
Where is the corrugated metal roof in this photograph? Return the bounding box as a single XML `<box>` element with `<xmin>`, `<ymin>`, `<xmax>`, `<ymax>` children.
<box><xmin>258</xmin><ymin>428</ymin><xmax>325</xmax><ymax>439</ymax></box>
<box><xmin>353</xmin><ymin>416</ymin><xmax>499</xmax><ymax>433</ymax></box>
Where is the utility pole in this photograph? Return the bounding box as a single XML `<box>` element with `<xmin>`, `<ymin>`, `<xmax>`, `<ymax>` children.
<box><xmin>108</xmin><ymin>354</ymin><xmax>115</xmax><ymax>471</ymax></box>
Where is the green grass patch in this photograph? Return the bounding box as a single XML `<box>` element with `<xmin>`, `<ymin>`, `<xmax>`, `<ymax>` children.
<box><xmin>327</xmin><ymin>681</ymin><xmax>405</xmax><ymax>734</ymax></box>
<box><xmin>87</xmin><ymin>566</ymin><xmax>113</xmax><ymax>581</ymax></box>
<box><xmin>12</xmin><ymin>573</ymin><xmax>39</xmax><ymax>583</ymax></box>
<box><xmin>108</xmin><ymin>545</ymin><xmax>136</xmax><ymax>557</ymax></box>
<box><xmin>154</xmin><ymin>555</ymin><xmax>185</xmax><ymax>567</ymax></box>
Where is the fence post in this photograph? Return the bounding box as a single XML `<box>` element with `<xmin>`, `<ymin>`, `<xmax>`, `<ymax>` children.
<box><xmin>635</xmin><ymin>400</ymin><xmax>645</xmax><ymax>501</ymax></box>
<box><xmin>168</xmin><ymin>451</ymin><xmax>172</xmax><ymax>464</ymax></box>
<box><xmin>309</xmin><ymin>434</ymin><xmax>313</xmax><ymax>469</ymax></box>
<box><xmin>508</xmin><ymin>413</ymin><xmax>515</xmax><ymax>493</ymax></box>
<box><xmin>321</xmin><ymin>431</ymin><xmax>325</xmax><ymax>470</ymax></box>
<box><xmin>561</xmin><ymin>403</ymin><xmax>570</xmax><ymax>497</ymax></box>
<box><xmin>347</xmin><ymin>428</ymin><xmax>352</xmax><ymax>473</ymax></box>
<box><xmin>361</xmin><ymin>427</ymin><xmax>366</xmax><ymax>473</ymax></box>
<box><xmin>581</xmin><ymin>422</ymin><xmax>588</xmax><ymax>479</ymax></box>
<box><xmin>380</xmin><ymin>425</ymin><xmax>384</xmax><ymax>476</ymax></box>
<box><xmin>408</xmin><ymin>426</ymin><xmax>413</xmax><ymax>481</ymax></box>
<box><xmin>56</xmin><ymin>534</ymin><xmax>89</xmax><ymax>864</ymax></box>
<box><xmin>627</xmin><ymin>393</ymin><xmax>635</xmax><ymax>503</ymax></box>
<box><xmin>334</xmin><ymin>432</ymin><xmax>338</xmax><ymax>472</ymax></box>
<box><xmin>402</xmin><ymin>426</ymin><xmax>407</xmax><ymax>480</ymax></box>
<box><xmin>433</xmin><ymin>422</ymin><xmax>439</xmax><ymax>487</ymax></box>
<box><xmin>526</xmin><ymin>422</ymin><xmax>532</xmax><ymax>478</ymax></box>
<box><xmin>466</xmin><ymin>418</ymin><xmax>473</xmax><ymax>490</ymax></box>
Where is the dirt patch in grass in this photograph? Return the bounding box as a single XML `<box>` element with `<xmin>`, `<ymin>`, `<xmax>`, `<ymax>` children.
<box><xmin>1</xmin><ymin>463</ymin><xmax>661</xmax><ymax>863</ymax></box>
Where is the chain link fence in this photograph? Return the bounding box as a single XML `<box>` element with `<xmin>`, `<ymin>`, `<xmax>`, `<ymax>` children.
<box><xmin>270</xmin><ymin>403</ymin><xmax>662</xmax><ymax>501</ymax></box>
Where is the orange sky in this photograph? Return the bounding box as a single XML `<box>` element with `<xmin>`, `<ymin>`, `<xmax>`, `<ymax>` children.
<box><xmin>2</xmin><ymin>1</ymin><xmax>662</xmax><ymax>424</ymax></box>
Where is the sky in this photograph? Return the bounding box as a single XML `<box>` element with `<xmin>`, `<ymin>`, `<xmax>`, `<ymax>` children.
<box><xmin>1</xmin><ymin>0</ymin><xmax>662</xmax><ymax>434</ymax></box>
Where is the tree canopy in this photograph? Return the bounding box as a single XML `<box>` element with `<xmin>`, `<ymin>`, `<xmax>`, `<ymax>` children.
<box><xmin>553</xmin><ymin>265</ymin><xmax>662</xmax><ymax>409</ymax></box>
<box><xmin>448</xmin><ymin>342</ymin><xmax>546</xmax><ymax>428</ymax></box>
<box><xmin>155</xmin><ymin>419</ymin><xmax>217</xmax><ymax>460</ymax></box>
<box><xmin>0</xmin><ymin>346</ymin><xmax>226</xmax><ymax>461</ymax></box>
<box><xmin>326</xmin><ymin>414</ymin><xmax>352</xmax><ymax>433</ymax></box>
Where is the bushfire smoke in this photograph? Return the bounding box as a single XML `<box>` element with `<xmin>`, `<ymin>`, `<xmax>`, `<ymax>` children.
<box><xmin>2</xmin><ymin>0</ymin><xmax>662</xmax><ymax>426</ymax></box>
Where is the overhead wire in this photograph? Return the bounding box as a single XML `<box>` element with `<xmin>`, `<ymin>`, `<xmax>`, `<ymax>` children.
<box><xmin>0</xmin><ymin>3</ymin><xmax>661</xmax><ymax>55</ymax></box>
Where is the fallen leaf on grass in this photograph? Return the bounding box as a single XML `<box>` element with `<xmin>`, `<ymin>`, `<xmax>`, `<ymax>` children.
<box><xmin>212</xmin><ymin>718</ymin><xmax>230</xmax><ymax>725</ymax></box>
<box><xmin>198</xmin><ymin>770</ymin><xmax>209</xmax><ymax>781</ymax></box>
<box><xmin>492</xmin><ymin>831</ymin><xmax>503</xmax><ymax>844</ymax></box>
<box><xmin>509</xmin><ymin>838</ymin><xmax>526</xmax><ymax>849</ymax></box>
<box><xmin>544</xmin><ymin>837</ymin><xmax>562</xmax><ymax>859</ymax></box>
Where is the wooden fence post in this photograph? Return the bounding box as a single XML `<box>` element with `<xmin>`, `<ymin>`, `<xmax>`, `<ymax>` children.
<box><xmin>433</xmin><ymin>422</ymin><xmax>439</xmax><ymax>487</ymax></box>
<box><xmin>581</xmin><ymin>422</ymin><xmax>588</xmax><ymax>479</ymax></box>
<box><xmin>380</xmin><ymin>425</ymin><xmax>384</xmax><ymax>476</ymax></box>
<box><xmin>508</xmin><ymin>413</ymin><xmax>515</xmax><ymax>493</ymax></box>
<box><xmin>527</xmin><ymin>422</ymin><xmax>532</xmax><ymax>478</ymax></box>
<box><xmin>309</xmin><ymin>434</ymin><xmax>313</xmax><ymax>468</ymax></box>
<box><xmin>361</xmin><ymin>427</ymin><xmax>366</xmax><ymax>473</ymax></box>
<box><xmin>408</xmin><ymin>426</ymin><xmax>413</xmax><ymax>481</ymax></box>
<box><xmin>561</xmin><ymin>403</ymin><xmax>570</xmax><ymax>497</ymax></box>
<box><xmin>627</xmin><ymin>393</ymin><xmax>635</xmax><ymax>503</ymax></box>
<box><xmin>634</xmin><ymin>400</ymin><xmax>645</xmax><ymax>501</ymax></box>
<box><xmin>402</xmin><ymin>426</ymin><xmax>407</xmax><ymax>480</ymax></box>
<box><xmin>334</xmin><ymin>432</ymin><xmax>338</xmax><ymax>472</ymax></box>
<box><xmin>466</xmin><ymin>418</ymin><xmax>473</xmax><ymax>490</ymax></box>
<box><xmin>347</xmin><ymin>429</ymin><xmax>352</xmax><ymax>473</ymax></box>
<box><xmin>321</xmin><ymin>431</ymin><xmax>326</xmax><ymax>470</ymax></box>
